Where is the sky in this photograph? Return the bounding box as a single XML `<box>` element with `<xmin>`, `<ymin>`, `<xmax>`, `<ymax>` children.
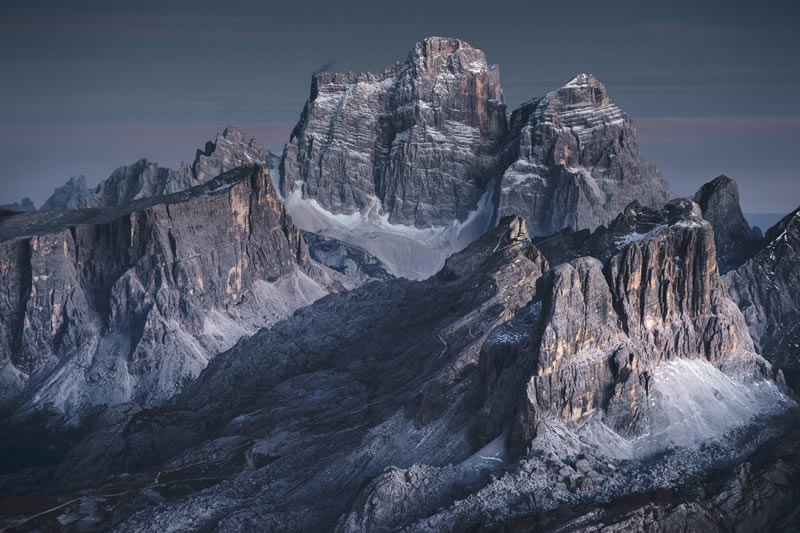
<box><xmin>1</xmin><ymin>0</ymin><xmax>798</xmax><ymax>214</ymax></box>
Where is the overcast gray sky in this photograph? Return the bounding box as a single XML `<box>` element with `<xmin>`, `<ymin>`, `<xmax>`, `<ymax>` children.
<box><xmin>1</xmin><ymin>0</ymin><xmax>798</xmax><ymax>213</ymax></box>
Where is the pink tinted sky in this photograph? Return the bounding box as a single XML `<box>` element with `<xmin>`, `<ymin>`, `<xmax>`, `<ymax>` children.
<box><xmin>2</xmin><ymin>116</ymin><xmax>797</xmax><ymax>214</ymax></box>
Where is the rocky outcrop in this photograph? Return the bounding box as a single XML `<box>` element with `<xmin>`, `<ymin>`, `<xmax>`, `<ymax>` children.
<box><xmin>0</xmin><ymin>165</ymin><xmax>345</xmax><ymax>422</ymax></box>
<box><xmin>476</xmin><ymin>199</ymin><xmax>775</xmax><ymax>458</ymax></box>
<box><xmin>36</xmin><ymin>126</ymin><xmax>272</xmax><ymax>212</ymax></box>
<box><xmin>0</xmin><ymin>39</ymin><xmax>795</xmax><ymax>533</ymax></box>
<box><xmin>694</xmin><ymin>175</ymin><xmax>763</xmax><ymax>271</ymax></box>
<box><xmin>281</xmin><ymin>36</ymin><xmax>508</xmax><ymax>229</ymax></box>
<box><xmin>192</xmin><ymin>126</ymin><xmax>272</xmax><ymax>183</ymax></box>
<box><xmin>301</xmin><ymin>231</ymin><xmax>394</xmax><ymax>281</ymax></box>
<box><xmin>279</xmin><ymin>41</ymin><xmax>673</xmax><ymax>280</ymax></box>
<box><xmin>0</xmin><ymin>216</ymin><xmax>550</xmax><ymax>529</ymax></box>
<box><xmin>496</xmin><ymin>74</ymin><xmax>672</xmax><ymax>236</ymax></box>
<box><xmin>725</xmin><ymin>208</ymin><xmax>800</xmax><ymax>390</ymax></box>
<box><xmin>83</xmin><ymin>158</ymin><xmax>196</xmax><ymax>208</ymax></box>
<box><xmin>39</xmin><ymin>175</ymin><xmax>93</xmax><ymax>211</ymax></box>
<box><xmin>0</xmin><ymin>198</ymin><xmax>35</xmax><ymax>213</ymax></box>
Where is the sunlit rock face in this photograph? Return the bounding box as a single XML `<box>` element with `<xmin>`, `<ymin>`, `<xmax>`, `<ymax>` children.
<box><xmin>475</xmin><ymin>199</ymin><xmax>780</xmax><ymax>458</ymax></box>
<box><xmin>0</xmin><ymin>165</ymin><xmax>346</xmax><ymax>421</ymax></box>
<box><xmin>0</xmin><ymin>36</ymin><xmax>798</xmax><ymax>533</ymax></box>
<box><xmin>278</xmin><ymin>37</ymin><xmax>508</xmax><ymax>279</ymax></box>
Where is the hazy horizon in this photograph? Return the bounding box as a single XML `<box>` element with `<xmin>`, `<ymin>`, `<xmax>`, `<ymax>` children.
<box><xmin>2</xmin><ymin>0</ymin><xmax>798</xmax><ymax>213</ymax></box>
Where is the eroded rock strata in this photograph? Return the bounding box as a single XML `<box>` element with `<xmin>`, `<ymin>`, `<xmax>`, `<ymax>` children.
<box><xmin>35</xmin><ymin>126</ymin><xmax>273</xmax><ymax>213</ymax></box>
<box><xmin>278</xmin><ymin>40</ymin><xmax>672</xmax><ymax>280</ymax></box>
<box><xmin>694</xmin><ymin>175</ymin><xmax>763</xmax><ymax>272</ymax></box>
<box><xmin>0</xmin><ymin>165</ymin><xmax>346</xmax><ymax>421</ymax></box>
<box><xmin>496</xmin><ymin>74</ymin><xmax>672</xmax><ymax>236</ymax></box>
<box><xmin>0</xmin><ymin>36</ymin><xmax>796</xmax><ymax>533</ymax></box>
<box><xmin>281</xmin><ymin>36</ymin><xmax>508</xmax><ymax>229</ymax></box>
<box><xmin>0</xmin><ymin>207</ymin><xmax>791</xmax><ymax>532</ymax></box>
<box><xmin>725</xmin><ymin>208</ymin><xmax>800</xmax><ymax>391</ymax></box>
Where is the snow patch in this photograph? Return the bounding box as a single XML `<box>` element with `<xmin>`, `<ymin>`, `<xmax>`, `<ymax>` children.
<box><xmin>576</xmin><ymin>358</ymin><xmax>789</xmax><ymax>460</ymax></box>
<box><xmin>284</xmin><ymin>180</ymin><xmax>496</xmax><ymax>280</ymax></box>
<box><xmin>614</xmin><ymin>224</ymin><xmax>667</xmax><ymax>248</ymax></box>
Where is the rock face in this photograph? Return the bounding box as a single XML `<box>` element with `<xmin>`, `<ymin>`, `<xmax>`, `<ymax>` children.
<box><xmin>83</xmin><ymin>159</ymin><xmax>197</xmax><ymax>208</ymax></box>
<box><xmin>39</xmin><ymin>175</ymin><xmax>93</xmax><ymax>211</ymax></box>
<box><xmin>694</xmin><ymin>175</ymin><xmax>763</xmax><ymax>271</ymax></box>
<box><xmin>301</xmin><ymin>231</ymin><xmax>394</xmax><ymax>281</ymax></box>
<box><xmin>279</xmin><ymin>42</ymin><xmax>671</xmax><ymax>280</ymax></box>
<box><xmin>2</xmin><ymin>209</ymin><xmax>790</xmax><ymax>532</ymax></box>
<box><xmin>281</xmin><ymin>36</ymin><xmax>508</xmax><ymax>228</ymax></box>
<box><xmin>725</xmin><ymin>208</ymin><xmax>800</xmax><ymax>390</ymax></box>
<box><xmin>477</xmin><ymin>199</ymin><xmax>774</xmax><ymax>458</ymax></box>
<box><xmin>0</xmin><ymin>198</ymin><xmax>35</xmax><ymax>213</ymax></box>
<box><xmin>192</xmin><ymin>126</ymin><xmax>273</xmax><ymax>183</ymax></box>
<box><xmin>0</xmin><ymin>165</ymin><xmax>345</xmax><ymax>421</ymax></box>
<box><xmin>496</xmin><ymin>74</ymin><xmax>672</xmax><ymax>236</ymax></box>
<box><xmin>37</xmin><ymin>126</ymin><xmax>272</xmax><ymax>212</ymax></box>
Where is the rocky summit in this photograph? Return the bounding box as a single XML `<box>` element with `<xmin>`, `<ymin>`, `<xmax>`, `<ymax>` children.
<box><xmin>497</xmin><ymin>74</ymin><xmax>672</xmax><ymax>236</ymax></box>
<box><xmin>279</xmin><ymin>39</ymin><xmax>672</xmax><ymax>280</ymax></box>
<box><xmin>0</xmin><ymin>35</ymin><xmax>798</xmax><ymax>533</ymax></box>
<box><xmin>694</xmin><ymin>175</ymin><xmax>763</xmax><ymax>271</ymax></box>
<box><xmin>281</xmin><ymin>36</ymin><xmax>508</xmax><ymax>229</ymax></box>
<box><xmin>34</xmin><ymin>126</ymin><xmax>273</xmax><ymax>212</ymax></box>
<box><xmin>1</xmin><ymin>207</ymin><xmax>795</xmax><ymax>532</ymax></box>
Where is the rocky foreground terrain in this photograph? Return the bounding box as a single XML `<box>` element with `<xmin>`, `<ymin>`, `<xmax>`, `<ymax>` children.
<box><xmin>0</xmin><ymin>36</ymin><xmax>798</xmax><ymax>532</ymax></box>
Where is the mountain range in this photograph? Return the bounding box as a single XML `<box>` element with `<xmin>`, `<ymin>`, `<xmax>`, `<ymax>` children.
<box><xmin>0</xmin><ymin>37</ymin><xmax>797</xmax><ymax>532</ymax></box>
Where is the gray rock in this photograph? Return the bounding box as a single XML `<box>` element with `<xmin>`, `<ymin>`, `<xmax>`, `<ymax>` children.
<box><xmin>301</xmin><ymin>230</ymin><xmax>394</xmax><ymax>281</ymax></box>
<box><xmin>39</xmin><ymin>175</ymin><xmax>93</xmax><ymax>211</ymax></box>
<box><xmin>474</xmin><ymin>199</ymin><xmax>777</xmax><ymax>458</ymax></box>
<box><xmin>559</xmin><ymin>465</ymin><xmax>577</xmax><ymax>478</ymax></box>
<box><xmin>694</xmin><ymin>175</ymin><xmax>763</xmax><ymax>271</ymax></box>
<box><xmin>725</xmin><ymin>207</ymin><xmax>800</xmax><ymax>392</ymax></box>
<box><xmin>38</xmin><ymin>126</ymin><xmax>272</xmax><ymax>212</ymax></box>
<box><xmin>83</xmin><ymin>158</ymin><xmax>196</xmax><ymax>208</ymax></box>
<box><xmin>574</xmin><ymin>458</ymin><xmax>592</xmax><ymax>473</ymax></box>
<box><xmin>0</xmin><ymin>197</ymin><xmax>36</xmax><ymax>213</ymax></box>
<box><xmin>496</xmin><ymin>73</ymin><xmax>673</xmax><ymax>236</ymax></box>
<box><xmin>0</xmin><ymin>165</ymin><xmax>348</xmax><ymax>420</ymax></box>
<box><xmin>278</xmin><ymin>41</ymin><xmax>676</xmax><ymax>281</ymax></box>
<box><xmin>0</xmin><ymin>208</ymin><xmax>792</xmax><ymax>532</ymax></box>
<box><xmin>280</xmin><ymin>36</ymin><xmax>508</xmax><ymax>228</ymax></box>
<box><xmin>191</xmin><ymin>126</ymin><xmax>272</xmax><ymax>183</ymax></box>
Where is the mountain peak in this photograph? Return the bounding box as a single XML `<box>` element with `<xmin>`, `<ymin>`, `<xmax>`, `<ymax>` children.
<box><xmin>282</xmin><ymin>36</ymin><xmax>507</xmax><ymax>267</ymax></box>
<box><xmin>66</xmin><ymin>174</ymin><xmax>87</xmax><ymax>187</ymax></box>
<box><xmin>557</xmin><ymin>73</ymin><xmax>610</xmax><ymax>107</ymax></box>
<box><xmin>192</xmin><ymin>125</ymin><xmax>271</xmax><ymax>183</ymax></box>
<box><xmin>438</xmin><ymin>215</ymin><xmax>543</xmax><ymax>280</ymax></box>
<box><xmin>416</xmin><ymin>35</ymin><xmax>474</xmax><ymax>54</ymax></box>
<box><xmin>564</xmin><ymin>73</ymin><xmax>598</xmax><ymax>88</ymax></box>
<box><xmin>694</xmin><ymin>175</ymin><xmax>762</xmax><ymax>271</ymax></box>
<box><xmin>39</xmin><ymin>174</ymin><xmax>93</xmax><ymax>211</ymax></box>
<box><xmin>219</xmin><ymin>125</ymin><xmax>246</xmax><ymax>142</ymax></box>
<box><xmin>497</xmin><ymin>71</ymin><xmax>671</xmax><ymax>236</ymax></box>
<box><xmin>0</xmin><ymin>197</ymin><xmax>36</xmax><ymax>213</ymax></box>
<box><xmin>409</xmin><ymin>36</ymin><xmax>489</xmax><ymax>75</ymax></box>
